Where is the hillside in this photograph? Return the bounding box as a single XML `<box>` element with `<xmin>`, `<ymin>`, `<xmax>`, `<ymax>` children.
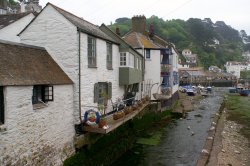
<box><xmin>109</xmin><ymin>16</ymin><xmax>250</xmax><ymax>69</ymax></box>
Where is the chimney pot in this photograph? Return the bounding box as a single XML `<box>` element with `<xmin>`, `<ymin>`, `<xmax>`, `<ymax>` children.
<box><xmin>132</xmin><ymin>15</ymin><xmax>146</xmax><ymax>33</ymax></box>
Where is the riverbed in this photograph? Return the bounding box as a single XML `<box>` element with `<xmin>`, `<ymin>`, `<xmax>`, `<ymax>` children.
<box><xmin>112</xmin><ymin>87</ymin><xmax>226</xmax><ymax>166</ymax></box>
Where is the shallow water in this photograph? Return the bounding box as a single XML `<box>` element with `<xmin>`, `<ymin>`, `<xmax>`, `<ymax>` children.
<box><xmin>112</xmin><ymin>87</ymin><xmax>226</xmax><ymax>166</ymax></box>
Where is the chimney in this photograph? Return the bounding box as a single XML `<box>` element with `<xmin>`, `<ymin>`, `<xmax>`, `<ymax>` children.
<box><xmin>115</xmin><ymin>26</ymin><xmax>120</xmax><ymax>36</ymax></box>
<box><xmin>149</xmin><ymin>24</ymin><xmax>154</xmax><ymax>38</ymax></box>
<box><xmin>132</xmin><ymin>15</ymin><xmax>146</xmax><ymax>33</ymax></box>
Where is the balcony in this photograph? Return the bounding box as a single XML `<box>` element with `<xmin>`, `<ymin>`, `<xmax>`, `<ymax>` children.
<box><xmin>119</xmin><ymin>67</ymin><xmax>143</xmax><ymax>85</ymax></box>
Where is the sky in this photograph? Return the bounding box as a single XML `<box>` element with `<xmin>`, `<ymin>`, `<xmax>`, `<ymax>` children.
<box><xmin>39</xmin><ymin>0</ymin><xmax>250</xmax><ymax>35</ymax></box>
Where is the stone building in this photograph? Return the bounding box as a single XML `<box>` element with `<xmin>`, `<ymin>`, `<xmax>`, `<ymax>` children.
<box><xmin>0</xmin><ymin>40</ymin><xmax>74</xmax><ymax>165</ymax></box>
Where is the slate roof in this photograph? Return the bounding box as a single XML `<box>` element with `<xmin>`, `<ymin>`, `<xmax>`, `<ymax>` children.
<box><xmin>0</xmin><ymin>12</ymin><xmax>33</xmax><ymax>30</ymax></box>
<box><xmin>0</xmin><ymin>40</ymin><xmax>73</xmax><ymax>86</ymax></box>
<box><xmin>99</xmin><ymin>24</ymin><xmax>143</xmax><ymax>58</ymax></box>
<box><xmin>20</xmin><ymin>3</ymin><xmax>117</xmax><ymax>43</ymax></box>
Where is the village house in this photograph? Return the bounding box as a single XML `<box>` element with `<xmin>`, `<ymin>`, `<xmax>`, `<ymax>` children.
<box><xmin>182</xmin><ymin>49</ymin><xmax>197</xmax><ymax>67</ymax></box>
<box><xmin>20</xmin><ymin>3</ymin><xmax>144</xmax><ymax>128</ymax></box>
<box><xmin>99</xmin><ymin>24</ymin><xmax>144</xmax><ymax>99</ymax></box>
<box><xmin>0</xmin><ymin>40</ymin><xmax>74</xmax><ymax>166</ymax></box>
<box><xmin>122</xmin><ymin>16</ymin><xmax>179</xmax><ymax>108</ymax></box>
<box><xmin>0</xmin><ymin>12</ymin><xmax>35</xmax><ymax>42</ymax></box>
<box><xmin>225</xmin><ymin>61</ymin><xmax>250</xmax><ymax>78</ymax></box>
<box><xmin>179</xmin><ymin>67</ymin><xmax>207</xmax><ymax>86</ymax></box>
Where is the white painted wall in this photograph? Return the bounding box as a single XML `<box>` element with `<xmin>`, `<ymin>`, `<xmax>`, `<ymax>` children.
<box><xmin>80</xmin><ymin>33</ymin><xmax>124</xmax><ymax>115</ymax></box>
<box><xmin>0</xmin><ymin>85</ymin><xmax>75</xmax><ymax>166</ymax></box>
<box><xmin>225</xmin><ymin>62</ymin><xmax>250</xmax><ymax>78</ymax></box>
<box><xmin>20</xmin><ymin>5</ymin><xmax>80</xmax><ymax>123</ymax></box>
<box><xmin>20</xmin><ymin>4</ymin><xmax>125</xmax><ymax>119</ymax></box>
<box><xmin>0</xmin><ymin>13</ymin><xmax>34</xmax><ymax>42</ymax></box>
<box><xmin>143</xmin><ymin>49</ymin><xmax>161</xmax><ymax>99</ymax></box>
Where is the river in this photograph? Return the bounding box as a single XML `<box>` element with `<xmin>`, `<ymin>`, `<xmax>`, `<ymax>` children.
<box><xmin>112</xmin><ymin>87</ymin><xmax>226</xmax><ymax>166</ymax></box>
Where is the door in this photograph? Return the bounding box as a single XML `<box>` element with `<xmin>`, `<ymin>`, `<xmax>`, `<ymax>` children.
<box><xmin>0</xmin><ymin>86</ymin><xmax>4</xmax><ymax>125</ymax></box>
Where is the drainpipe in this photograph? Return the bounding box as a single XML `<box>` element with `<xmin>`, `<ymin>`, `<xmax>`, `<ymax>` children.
<box><xmin>142</xmin><ymin>46</ymin><xmax>145</xmax><ymax>99</ymax></box>
<box><xmin>78</xmin><ymin>28</ymin><xmax>82</xmax><ymax>124</ymax></box>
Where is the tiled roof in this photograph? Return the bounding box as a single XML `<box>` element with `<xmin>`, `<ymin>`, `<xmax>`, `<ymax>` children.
<box><xmin>0</xmin><ymin>40</ymin><xmax>73</xmax><ymax>86</ymax></box>
<box><xmin>48</xmin><ymin>3</ymin><xmax>116</xmax><ymax>43</ymax></box>
<box><xmin>123</xmin><ymin>32</ymin><xmax>162</xmax><ymax>49</ymax></box>
<box><xmin>0</xmin><ymin>12</ymin><xmax>32</xmax><ymax>29</ymax></box>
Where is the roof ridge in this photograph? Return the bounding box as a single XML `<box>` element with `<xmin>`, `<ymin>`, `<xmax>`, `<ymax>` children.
<box><xmin>0</xmin><ymin>39</ymin><xmax>45</xmax><ymax>51</ymax></box>
<box><xmin>47</xmin><ymin>2</ymin><xmax>99</xmax><ymax>28</ymax></box>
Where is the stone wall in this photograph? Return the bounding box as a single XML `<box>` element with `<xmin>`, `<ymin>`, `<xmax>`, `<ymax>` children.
<box><xmin>0</xmin><ymin>85</ymin><xmax>75</xmax><ymax>166</ymax></box>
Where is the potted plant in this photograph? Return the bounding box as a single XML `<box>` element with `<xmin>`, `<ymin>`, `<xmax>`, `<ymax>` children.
<box><xmin>113</xmin><ymin>111</ymin><xmax>125</xmax><ymax>120</ymax></box>
<box><xmin>98</xmin><ymin>117</ymin><xmax>107</xmax><ymax>128</ymax></box>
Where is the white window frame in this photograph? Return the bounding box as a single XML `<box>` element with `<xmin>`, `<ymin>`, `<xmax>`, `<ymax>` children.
<box><xmin>120</xmin><ymin>52</ymin><xmax>127</xmax><ymax>66</ymax></box>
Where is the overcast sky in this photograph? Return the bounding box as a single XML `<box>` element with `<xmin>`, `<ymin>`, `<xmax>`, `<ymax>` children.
<box><xmin>39</xmin><ymin>0</ymin><xmax>250</xmax><ymax>35</ymax></box>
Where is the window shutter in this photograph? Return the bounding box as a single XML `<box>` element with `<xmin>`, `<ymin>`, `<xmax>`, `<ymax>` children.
<box><xmin>94</xmin><ymin>83</ymin><xmax>99</xmax><ymax>103</ymax></box>
<box><xmin>108</xmin><ymin>82</ymin><xmax>112</xmax><ymax>99</ymax></box>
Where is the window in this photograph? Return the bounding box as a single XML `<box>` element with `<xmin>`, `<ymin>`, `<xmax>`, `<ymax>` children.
<box><xmin>128</xmin><ymin>53</ymin><xmax>134</xmax><ymax>67</ymax></box>
<box><xmin>94</xmin><ymin>82</ymin><xmax>112</xmax><ymax>104</ymax></box>
<box><xmin>120</xmin><ymin>52</ymin><xmax>126</xmax><ymax>66</ymax></box>
<box><xmin>32</xmin><ymin>85</ymin><xmax>53</xmax><ymax>104</ymax></box>
<box><xmin>88</xmin><ymin>36</ymin><xmax>96</xmax><ymax>67</ymax></box>
<box><xmin>106</xmin><ymin>42</ymin><xmax>113</xmax><ymax>69</ymax></box>
<box><xmin>146</xmin><ymin>49</ymin><xmax>150</xmax><ymax>59</ymax></box>
<box><xmin>0</xmin><ymin>86</ymin><xmax>4</xmax><ymax>125</ymax></box>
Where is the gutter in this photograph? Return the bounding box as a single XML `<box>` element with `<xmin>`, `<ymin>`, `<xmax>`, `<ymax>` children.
<box><xmin>78</xmin><ymin>28</ymin><xmax>82</xmax><ymax>124</ymax></box>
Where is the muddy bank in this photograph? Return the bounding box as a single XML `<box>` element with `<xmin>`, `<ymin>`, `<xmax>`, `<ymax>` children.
<box><xmin>207</xmin><ymin>94</ymin><xmax>250</xmax><ymax>166</ymax></box>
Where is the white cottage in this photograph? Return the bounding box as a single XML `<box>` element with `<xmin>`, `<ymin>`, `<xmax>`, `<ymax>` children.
<box><xmin>123</xmin><ymin>16</ymin><xmax>179</xmax><ymax>106</ymax></box>
<box><xmin>20</xmin><ymin>3</ymin><xmax>144</xmax><ymax>125</ymax></box>
<box><xmin>0</xmin><ymin>40</ymin><xmax>74</xmax><ymax>166</ymax></box>
<box><xmin>0</xmin><ymin>12</ymin><xmax>35</xmax><ymax>42</ymax></box>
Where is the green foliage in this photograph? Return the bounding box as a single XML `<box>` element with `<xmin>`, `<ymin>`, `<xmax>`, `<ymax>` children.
<box><xmin>226</xmin><ymin>95</ymin><xmax>250</xmax><ymax>142</ymax></box>
<box><xmin>240</xmin><ymin>70</ymin><xmax>250</xmax><ymax>79</ymax></box>
<box><xmin>109</xmin><ymin>16</ymin><xmax>245</xmax><ymax>69</ymax></box>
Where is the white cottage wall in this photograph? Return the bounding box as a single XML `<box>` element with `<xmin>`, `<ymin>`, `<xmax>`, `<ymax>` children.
<box><xmin>0</xmin><ymin>85</ymin><xmax>75</xmax><ymax>166</ymax></box>
<box><xmin>80</xmin><ymin>33</ymin><xmax>124</xmax><ymax>114</ymax></box>
<box><xmin>20</xmin><ymin>5</ymin><xmax>80</xmax><ymax>123</ymax></box>
<box><xmin>144</xmin><ymin>49</ymin><xmax>161</xmax><ymax>99</ymax></box>
<box><xmin>0</xmin><ymin>13</ymin><xmax>34</xmax><ymax>42</ymax></box>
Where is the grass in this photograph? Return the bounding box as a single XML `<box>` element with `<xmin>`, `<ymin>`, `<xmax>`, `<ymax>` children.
<box><xmin>225</xmin><ymin>94</ymin><xmax>250</xmax><ymax>145</ymax></box>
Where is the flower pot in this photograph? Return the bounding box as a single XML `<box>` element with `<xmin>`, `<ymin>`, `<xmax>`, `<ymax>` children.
<box><xmin>113</xmin><ymin>111</ymin><xmax>125</xmax><ymax>120</ymax></box>
<box><xmin>98</xmin><ymin>119</ymin><xmax>107</xmax><ymax>128</ymax></box>
<box><xmin>124</xmin><ymin>106</ymin><xmax>132</xmax><ymax>115</ymax></box>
